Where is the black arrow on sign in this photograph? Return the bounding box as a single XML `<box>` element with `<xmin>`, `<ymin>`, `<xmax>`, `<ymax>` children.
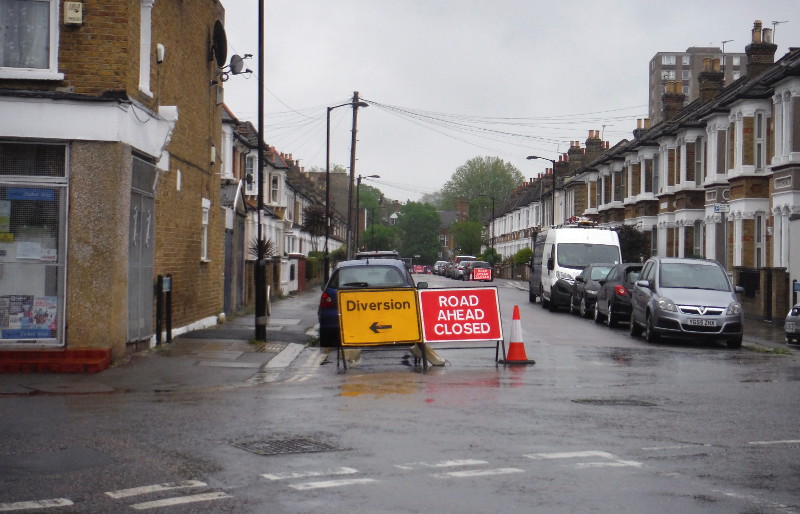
<box><xmin>370</xmin><ymin>321</ymin><xmax>393</xmax><ymax>333</ymax></box>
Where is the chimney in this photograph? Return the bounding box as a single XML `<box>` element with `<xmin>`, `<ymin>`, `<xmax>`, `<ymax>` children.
<box><xmin>662</xmin><ymin>81</ymin><xmax>686</xmax><ymax>122</ymax></box>
<box><xmin>697</xmin><ymin>57</ymin><xmax>725</xmax><ymax>103</ymax></box>
<box><xmin>745</xmin><ymin>20</ymin><xmax>777</xmax><ymax>79</ymax></box>
<box><xmin>586</xmin><ymin>129</ymin><xmax>603</xmax><ymax>156</ymax></box>
<box><xmin>633</xmin><ymin>118</ymin><xmax>647</xmax><ymax>139</ymax></box>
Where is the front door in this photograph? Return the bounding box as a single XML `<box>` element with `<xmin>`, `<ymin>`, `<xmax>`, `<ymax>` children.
<box><xmin>127</xmin><ymin>157</ymin><xmax>155</xmax><ymax>343</ymax></box>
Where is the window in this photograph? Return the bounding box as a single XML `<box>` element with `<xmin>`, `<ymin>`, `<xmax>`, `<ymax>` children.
<box><xmin>682</xmin><ymin>55</ymin><xmax>690</xmax><ymax>66</ymax></box>
<box><xmin>244</xmin><ymin>156</ymin><xmax>256</xmax><ymax>195</ymax></box>
<box><xmin>139</xmin><ymin>0</ymin><xmax>153</xmax><ymax>96</ymax></box>
<box><xmin>652</xmin><ymin>155</ymin><xmax>660</xmax><ymax>193</ymax></box>
<box><xmin>755</xmin><ymin>112</ymin><xmax>766</xmax><ymax>171</ymax></box>
<box><xmin>662</xmin><ymin>55</ymin><xmax>676</xmax><ymax>65</ymax></box>
<box><xmin>693</xmin><ymin>221</ymin><xmax>703</xmax><ymax>257</ymax></box>
<box><xmin>0</xmin><ymin>0</ymin><xmax>62</xmax><ymax>80</ymax></box>
<box><xmin>661</xmin><ymin>70</ymin><xmax>676</xmax><ymax>80</ymax></box>
<box><xmin>682</xmin><ymin>70</ymin><xmax>691</xmax><ymax>79</ymax></box>
<box><xmin>201</xmin><ymin>198</ymin><xmax>210</xmax><ymax>261</ymax></box>
<box><xmin>732</xmin><ymin>56</ymin><xmax>740</xmax><ymax>66</ymax></box>
<box><xmin>270</xmin><ymin>175</ymin><xmax>279</xmax><ymax>203</ymax></box>
<box><xmin>754</xmin><ymin>213</ymin><xmax>764</xmax><ymax>268</ymax></box>
<box><xmin>733</xmin><ymin>71</ymin><xmax>741</xmax><ymax>80</ymax></box>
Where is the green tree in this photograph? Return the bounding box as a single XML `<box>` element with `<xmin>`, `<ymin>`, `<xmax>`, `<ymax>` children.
<box><xmin>513</xmin><ymin>247</ymin><xmax>532</xmax><ymax>265</ymax></box>
<box><xmin>450</xmin><ymin>220</ymin><xmax>483</xmax><ymax>256</ymax></box>
<box><xmin>362</xmin><ymin>224</ymin><xmax>398</xmax><ymax>251</ymax></box>
<box><xmin>396</xmin><ymin>202</ymin><xmax>441</xmax><ymax>265</ymax></box>
<box><xmin>614</xmin><ymin>225</ymin><xmax>650</xmax><ymax>262</ymax></box>
<box><xmin>482</xmin><ymin>246</ymin><xmax>501</xmax><ymax>265</ymax></box>
<box><xmin>301</xmin><ymin>204</ymin><xmax>326</xmax><ymax>252</ymax></box>
<box><xmin>440</xmin><ymin>156</ymin><xmax>525</xmax><ymax>221</ymax></box>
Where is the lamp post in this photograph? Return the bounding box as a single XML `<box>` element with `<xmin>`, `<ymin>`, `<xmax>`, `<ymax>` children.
<box><xmin>476</xmin><ymin>194</ymin><xmax>495</xmax><ymax>264</ymax></box>
<box><xmin>355</xmin><ymin>174</ymin><xmax>380</xmax><ymax>252</ymax></box>
<box><xmin>324</xmin><ymin>99</ymin><xmax>368</xmax><ymax>282</ymax></box>
<box><xmin>527</xmin><ymin>155</ymin><xmax>557</xmax><ymax>227</ymax></box>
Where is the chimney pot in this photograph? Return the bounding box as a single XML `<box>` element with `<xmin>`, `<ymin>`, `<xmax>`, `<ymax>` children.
<box><xmin>763</xmin><ymin>28</ymin><xmax>772</xmax><ymax>43</ymax></box>
<box><xmin>752</xmin><ymin>20</ymin><xmax>763</xmax><ymax>43</ymax></box>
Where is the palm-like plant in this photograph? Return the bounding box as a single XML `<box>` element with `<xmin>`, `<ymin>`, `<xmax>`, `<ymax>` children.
<box><xmin>302</xmin><ymin>204</ymin><xmax>327</xmax><ymax>252</ymax></box>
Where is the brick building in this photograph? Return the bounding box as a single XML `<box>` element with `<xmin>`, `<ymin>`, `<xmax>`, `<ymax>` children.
<box><xmin>0</xmin><ymin>1</ymin><xmax>229</xmax><ymax>371</ymax></box>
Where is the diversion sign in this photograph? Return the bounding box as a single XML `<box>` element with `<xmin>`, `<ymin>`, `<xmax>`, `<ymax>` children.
<box><xmin>337</xmin><ymin>288</ymin><xmax>422</xmax><ymax>346</ymax></box>
<box><xmin>418</xmin><ymin>287</ymin><xmax>503</xmax><ymax>343</ymax></box>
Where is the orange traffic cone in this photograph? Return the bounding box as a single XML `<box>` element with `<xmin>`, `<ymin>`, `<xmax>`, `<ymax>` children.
<box><xmin>498</xmin><ymin>305</ymin><xmax>536</xmax><ymax>365</ymax></box>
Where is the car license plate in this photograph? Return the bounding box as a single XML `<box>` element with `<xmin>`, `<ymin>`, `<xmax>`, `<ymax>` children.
<box><xmin>787</xmin><ymin>321</ymin><xmax>796</xmax><ymax>333</ymax></box>
<box><xmin>688</xmin><ymin>317</ymin><xmax>716</xmax><ymax>327</ymax></box>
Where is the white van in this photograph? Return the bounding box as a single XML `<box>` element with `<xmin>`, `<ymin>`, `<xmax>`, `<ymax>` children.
<box><xmin>528</xmin><ymin>227</ymin><xmax>622</xmax><ymax>311</ymax></box>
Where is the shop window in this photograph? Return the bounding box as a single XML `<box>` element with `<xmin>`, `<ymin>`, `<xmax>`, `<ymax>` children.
<box><xmin>0</xmin><ymin>142</ymin><xmax>66</xmax><ymax>345</ymax></box>
<box><xmin>0</xmin><ymin>0</ymin><xmax>62</xmax><ymax>80</ymax></box>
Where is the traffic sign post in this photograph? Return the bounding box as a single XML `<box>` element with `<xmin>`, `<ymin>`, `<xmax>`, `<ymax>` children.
<box><xmin>338</xmin><ymin>289</ymin><xmax>422</xmax><ymax>346</ymax></box>
<box><xmin>418</xmin><ymin>287</ymin><xmax>503</xmax><ymax>345</ymax></box>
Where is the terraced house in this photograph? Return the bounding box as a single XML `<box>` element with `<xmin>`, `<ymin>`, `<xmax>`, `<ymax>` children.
<box><xmin>0</xmin><ymin>0</ymin><xmax>232</xmax><ymax>371</ymax></box>
<box><xmin>492</xmin><ymin>21</ymin><xmax>800</xmax><ymax>321</ymax></box>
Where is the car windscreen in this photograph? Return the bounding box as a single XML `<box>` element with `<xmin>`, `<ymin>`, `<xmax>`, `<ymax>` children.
<box><xmin>590</xmin><ymin>266</ymin><xmax>613</xmax><ymax>280</ymax></box>
<box><xmin>556</xmin><ymin>244</ymin><xmax>620</xmax><ymax>269</ymax></box>
<box><xmin>335</xmin><ymin>266</ymin><xmax>407</xmax><ymax>288</ymax></box>
<box><xmin>659</xmin><ymin>263</ymin><xmax>730</xmax><ymax>290</ymax></box>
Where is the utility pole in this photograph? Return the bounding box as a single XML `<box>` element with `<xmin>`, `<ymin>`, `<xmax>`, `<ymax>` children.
<box><xmin>254</xmin><ymin>0</ymin><xmax>267</xmax><ymax>341</ymax></box>
<box><xmin>346</xmin><ymin>91</ymin><xmax>364</xmax><ymax>259</ymax></box>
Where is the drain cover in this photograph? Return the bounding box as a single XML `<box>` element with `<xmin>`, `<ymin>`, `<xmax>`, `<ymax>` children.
<box><xmin>232</xmin><ymin>438</ymin><xmax>343</xmax><ymax>456</ymax></box>
<box><xmin>572</xmin><ymin>398</ymin><xmax>657</xmax><ymax>407</ymax></box>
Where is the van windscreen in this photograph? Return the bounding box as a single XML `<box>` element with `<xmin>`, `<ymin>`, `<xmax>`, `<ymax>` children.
<box><xmin>556</xmin><ymin>243</ymin><xmax>619</xmax><ymax>269</ymax></box>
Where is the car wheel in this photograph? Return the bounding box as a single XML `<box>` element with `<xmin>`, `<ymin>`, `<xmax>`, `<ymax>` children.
<box><xmin>606</xmin><ymin>302</ymin><xmax>617</xmax><ymax>328</ymax></box>
<box><xmin>548</xmin><ymin>296</ymin><xmax>559</xmax><ymax>312</ymax></box>
<box><xmin>727</xmin><ymin>336</ymin><xmax>742</xmax><ymax>349</ymax></box>
<box><xmin>569</xmin><ymin>294</ymin><xmax>577</xmax><ymax>315</ymax></box>
<box><xmin>580</xmin><ymin>298</ymin><xmax>589</xmax><ymax>318</ymax></box>
<box><xmin>630</xmin><ymin>311</ymin><xmax>642</xmax><ymax>337</ymax></box>
<box><xmin>593</xmin><ymin>301</ymin><xmax>603</xmax><ymax>324</ymax></box>
<box><xmin>645</xmin><ymin>312</ymin><xmax>660</xmax><ymax>343</ymax></box>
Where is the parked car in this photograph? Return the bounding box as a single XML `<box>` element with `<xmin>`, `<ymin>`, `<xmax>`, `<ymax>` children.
<box><xmin>786</xmin><ymin>303</ymin><xmax>800</xmax><ymax>345</ymax></box>
<box><xmin>594</xmin><ymin>263</ymin><xmax>644</xmax><ymax>327</ymax></box>
<box><xmin>453</xmin><ymin>260</ymin><xmax>475</xmax><ymax>280</ymax></box>
<box><xmin>465</xmin><ymin>260</ymin><xmax>493</xmax><ymax>281</ymax></box>
<box><xmin>629</xmin><ymin>257</ymin><xmax>744</xmax><ymax>348</ymax></box>
<box><xmin>318</xmin><ymin>259</ymin><xmax>427</xmax><ymax>347</ymax></box>
<box><xmin>433</xmin><ymin>260</ymin><xmax>448</xmax><ymax>275</ymax></box>
<box><xmin>568</xmin><ymin>263</ymin><xmax>615</xmax><ymax>318</ymax></box>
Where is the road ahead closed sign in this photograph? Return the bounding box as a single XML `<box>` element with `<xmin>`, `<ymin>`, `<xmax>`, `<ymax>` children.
<box><xmin>418</xmin><ymin>288</ymin><xmax>503</xmax><ymax>342</ymax></box>
<box><xmin>338</xmin><ymin>289</ymin><xmax>422</xmax><ymax>346</ymax></box>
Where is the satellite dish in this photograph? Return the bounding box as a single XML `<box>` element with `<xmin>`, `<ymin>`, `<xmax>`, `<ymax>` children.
<box><xmin>211</xmin><ymin>20</ymin><xmax>227</xmax><ymax>68</ymax></box>
<box><xmin>230</xmin><ymin>54</ymin><xmax>244</xmax><ymax>75</ymax></box>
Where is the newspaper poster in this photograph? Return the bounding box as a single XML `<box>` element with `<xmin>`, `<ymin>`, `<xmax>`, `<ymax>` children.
<box><xmin>0</xmin><ymin>295</ymin><xmax>57</xmax><ymax>339</ymax></box>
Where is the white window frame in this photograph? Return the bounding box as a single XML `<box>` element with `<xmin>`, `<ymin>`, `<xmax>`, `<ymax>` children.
<box><xmin>754</xmin><ymin>111</ymin><xmax>766</xmax><ymax>171</ymax></box>
<box><xmin>754</xmin><ymin>213</ymin><xmax>764</xmax><ymax>268</ymax></box>
<box><xmin>0</xmin><ymin>0</ymin><xmax>63</xmax><ymax>80</ymax></box>
<box><xmin>681</xmin><ymin>55</ymin><xmax>690</xmax><ymax>66</ymax></box>
<box><xmin>138</xmin><ymin>0</ymin><xmax>154</xmax><ymax>96</ymax></box>
<box><xmin>270</xmin><ymin>175</ymin><xmax>279</xmax><ymax>204</ymax></box>
<box><xmin>244</xmin><ymin>156</ymin><xmax>256</xmax><ymax>195</ymax></box>
<box><xmin>662</xmin><ymin>55</ymin><xmax>676</xmax><ymax>65</ymax></box>
<box><xmin>201</xmin><ymin>198</ymin><xmax>210</xmax><ymax>261</ymax></box>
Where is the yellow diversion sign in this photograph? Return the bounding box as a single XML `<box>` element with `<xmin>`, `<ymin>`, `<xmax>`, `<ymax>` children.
<box><xmin>337</xmin><ymin>288</ymin><xmax>422</xmax><ymax>346</ymax></box>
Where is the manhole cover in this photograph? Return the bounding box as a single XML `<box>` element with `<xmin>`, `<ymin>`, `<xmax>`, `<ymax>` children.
<box><xmin>232</xmin><ymin>438</ymin><xmax>343</xmax><ymax>456</ymax></box>
<box><xmin>572</xmin><ymin>398</ymin><xmax>657</xmax><ymax>407</ymax></box>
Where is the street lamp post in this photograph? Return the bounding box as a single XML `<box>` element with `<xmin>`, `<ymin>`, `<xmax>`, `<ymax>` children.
<box><xmin>355</xmin><ymin>174</ymin><xmax>380</xmax><ymax>252</ymax></box>
<box><xmin>527</xmin><ymin>155</ymin><xmax>557</xmax><ymax>227</ymax></box>
<box><xmin>324</xmin><ymin>99</ymin><xmax>368</xmax><ymax>282</ymax></box>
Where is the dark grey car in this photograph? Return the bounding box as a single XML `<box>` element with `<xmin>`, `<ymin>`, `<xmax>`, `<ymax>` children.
<box><xmin>630</xmin><ymin>257</ymin><xmax>744</xmax><ymax>348</ymax></box>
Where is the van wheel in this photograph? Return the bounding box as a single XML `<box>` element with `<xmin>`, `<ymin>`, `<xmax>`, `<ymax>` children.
<box><xmin>629</xmin><ymin>312</ymin><xmax>642</xmax><ymax>337</ymax></box>
<box><xmin>528</xmin><ymin>287</ymin><xmax>537</xmax><ymax>303</ymax></box>
<box><xmin>727</xmin><ymin>336</ymin><xmax>742</xmax><ymax>349</ymax></box>
<box><xmin>540</xmin><ymin>286</ymin><xmax>549</xmax><ymax>309</ymax></box>
<box><xmin>645</xmin><ymin>313</ymin><xmax>660</xmax><ymax>343</ymax></box>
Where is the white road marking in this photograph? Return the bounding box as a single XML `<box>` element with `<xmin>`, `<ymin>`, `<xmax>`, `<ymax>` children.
<box><xmin>641</xmin><ymin>444</ymin><xmax>710</xmax><ymax>451</ymax></box>
<box><xmin>105</xmin><ymin>480</ymin><xmax>206</xmax><ymax>499</ymax></box>
<box><xmin>130</xmin><ymin>492</ymin><xmax>231</xmax><ymax>510</ymax></box>
<box><xmin>748</xmin><ymin>439</ymin><xmax>800</xmax><ymax>446</ymax></box>
<box><xmin>264</xmin><ymin>343</ymin><xmax>305</xmax><ymax>369</ymax></box>
<box><xmin>433</xmin><ymin>468</ymin><xmax>525</xmax><ymax>478</ymax></box>
<box><xmin>523</xmin><ymin>450</ymin><xmax>642</xmax><ymax>468</ymax></box>
<box><xmin>288</xmin><ymin>478</ymin><xmax>376</xmax><ymax>490</ymax></box>
<box><xmin>713</xmin><ymin>489</ymin><xmax>798</xmax><ymax>514</ymax></box>
<box><xmin>284</xmin><ymin>352</ymin><xmax>327</xmax><ymax>383</ymax></box>
<box><xmin>262</xmin><ymin>467</ymin><xmax>359</xmax><ymax>480</ymax></box>
<box><xmin>0</xmin><ymin>499</ymin><xmax>73</xmax><ymax>512</ymax></box>
<box><xmin>395</xmin><ymin>459</ymin><xmax>487</xmax><ymax>470</ymax></box>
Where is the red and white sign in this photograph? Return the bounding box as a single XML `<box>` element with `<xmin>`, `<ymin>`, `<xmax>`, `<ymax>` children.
<box><xmin>472</xmin><ymin>268</ymin><xmax>491</xmax><ymax>281</ymax></box>
<box><xmin>418</xmin><ymin>288</ymin><xmax>503</xmax><ymax>342</ymax></box>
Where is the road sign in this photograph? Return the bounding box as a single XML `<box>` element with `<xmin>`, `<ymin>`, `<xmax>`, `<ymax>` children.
<box><xmin>472</xmin><ymin>268</ymin><xmax>492</xmax><ymax>281</ymax></box>
<box><xmin>337</xmin><ymin>288</ymin><xmax>421</xmax><ymax>346</ymax></box>
<box><xmin>418</xmin><ymin>287</ymin><xmax>503</xmax><ymax>342</ymax></box>
<box><xmin>714</xmin><ymin>204</ymin><xmax>729</xmax><ymax>213</ymax></box>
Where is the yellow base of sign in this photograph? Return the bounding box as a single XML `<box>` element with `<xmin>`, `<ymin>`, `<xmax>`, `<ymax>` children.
<box><xmin>338</xmin><ymin>288</ymin><xmax>422</xmax><ymax>346</ymax></box>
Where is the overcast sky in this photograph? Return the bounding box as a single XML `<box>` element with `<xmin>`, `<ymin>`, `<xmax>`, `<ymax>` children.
<box><xmin>220</xmin><ymin>1</ymin><xmax>800</xmax><ymax>202</ymax></box>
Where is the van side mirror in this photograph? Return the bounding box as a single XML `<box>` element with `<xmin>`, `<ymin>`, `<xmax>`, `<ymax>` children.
<box><xmin>734</xmin><ymin>285</ymin><xmax>744</xmax><ymax>294</ymax></box>
<box><xmin>547</xmin><ymin>258</ymin><xmax>554</xmax><ymax>271</ymax></box>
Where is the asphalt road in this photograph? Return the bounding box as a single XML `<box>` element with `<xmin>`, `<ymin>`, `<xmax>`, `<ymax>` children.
<box><xmin>1</xmin><ymin>275</ymin><xmax>799</xmax><ymax>513</ymax></box>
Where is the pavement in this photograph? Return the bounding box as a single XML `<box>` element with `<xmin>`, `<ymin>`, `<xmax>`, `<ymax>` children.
<box><xmin>0</xmin><ymin>282</ymin><xmax>794</xmax><ymax>396</ymax></box>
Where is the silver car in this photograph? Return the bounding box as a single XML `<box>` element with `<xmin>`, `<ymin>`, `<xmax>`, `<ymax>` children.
<box><xmin>630</xmin><ymin>257</ymin><xmax>744</xmax><ymax>348</ymax></box>
<box><xmin>786</xmin><ymin>303</ymin><xmax>800</xmax><ymax>345</ymax></box>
